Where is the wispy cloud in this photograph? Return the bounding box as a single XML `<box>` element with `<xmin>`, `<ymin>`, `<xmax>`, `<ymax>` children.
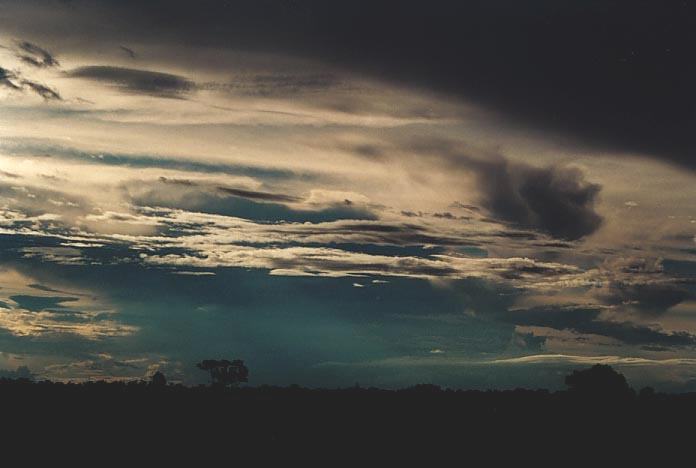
<box><xmin>14</xmin><ymin>41</ymin><xmax>59</xmax><ymax>68</ymax></box>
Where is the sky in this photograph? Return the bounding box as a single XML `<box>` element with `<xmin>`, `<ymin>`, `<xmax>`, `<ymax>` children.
<box><xmin>0</xmin><ymin>0</ymin><xmax>695</xmax><ymax>390</ymax></box>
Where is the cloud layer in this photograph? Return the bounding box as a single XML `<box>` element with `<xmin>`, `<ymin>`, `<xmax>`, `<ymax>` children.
<box><xmin>0</xmin><ymin>3</ymin><xmax>694</xmax><ymax>386</ymax></box>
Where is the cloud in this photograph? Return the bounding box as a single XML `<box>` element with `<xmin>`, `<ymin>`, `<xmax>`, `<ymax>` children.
<box><xmin>501</xmin><ymin>306</ymin><xmax>696</xmax><ymax>348</ymax></box>
<box><xmin>0</xmin><ymin>269</ymin><xmax>136</xmax><ymax>340</ymax></box>
<box><xmin>209</xmin><ymin>73</ymin><xmax>340</xmax><ymax>97</ymax></box>
<box><xmin>156</xmin><ymin>176</ymin><xmax>300</xmax><ymax>203</ymax></box>
<box><xmin>601</xmin><ymin>282</ymin><xmax>692</xmax><ymax>315</ymax></box>
<box><xmin>593</xmin><ymin>257</ymin><xmax>694</xmax><ymax>315</ymax></box>
<box><xmin>19</xmin><ymin>79</ymin><xmax>62</xmax><ymax>100</ymax></box>
<box><xmin>513</xmin><ymin>330</ymin><xmax>547</xmax><ymax>352</ymax></box>
<box><xmin>0</xmin><ymin>66</ymin><xmax>62</xmax><ymax>100</ymax></box>
<box><xmin>0</xmin><ymin>170</ymin><xmax>20</xmax><ymax>179</ymax></box>
<box><xmin>0</xmin><ymin>66</ymin><xmax>21</xmax><ymax>90</ymax></box>
<box><xmin>393</xmin><ymin>137</ymin><xmax>603</xmax><ymax>240</ymax></box>
<box><xmin>142</xmin><ymin>243</ymin><xmax>579</xmax><ymax>284</ymax></box>
<box><xmin>0</xmin><ymin>365</ymin><xmax>33</xmax><ymax>379</ymax></box>
<box><xmin>128</xmin><ymin>177</ymin><xmax>376</xmax><ymax>223</ymax></box>
<box><xmin>119</xmin><ymin>45</ymin><xmax>136</xmax><ymax>59</ymax></box>
<box><xmin>0</xmin><ymin>1</ymin><xmax>692</xmax><ymax>387</ymax></box>
<box><xmin>43</xmin><ymin>353</ymin><xmax>147</xmax><ymax>380</ymax></box>
<box><xmin>461</xmin><ymin>155</ymin><xmax>603</xmax><ymax>241</ymax></box>
<box><xmin>3</xmin><ymin>0</ymin><xmax>694</xmax><ymax>167</ymax></box>
<box><xmin>491</xmin><ymin>354</ymin><xmax>696</xmax><ymax>367</ymax></box>
<box><xmin>15</xmin><ymin>41</ymin><xmax>59</xmax><ymax>68</ymax></box>
<box><xmin>215</xmin><ymin>185</ymin><xmax>300</xmax><ymax>203</ymax></box>
<box><xmin>67</xmin><ymin>66</ymin><xmax>195</xmax><ymax>98</ymax></box>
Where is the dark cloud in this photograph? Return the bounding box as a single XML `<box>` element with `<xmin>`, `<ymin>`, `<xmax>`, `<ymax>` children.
<box><xmin>156</xmin><ymin>177</ymin><xmax>197</xmax><ymax>187</ymax></box>
<box><xmin>396</xmin><ymin>137</ymin><xmax>602</xmax><ymax>240</ymax></box>
<box><xmin>1</xmin><ymin>139</ymin><xmax>299</xmax><ymax>181</ymax></box>
<box><xmin>0</xmin><ymin>66</ymin><xmax>21</xmax><ymax>90</ymax></box>
<box><xmin>463</xmin><ymin>155</ymin><xmax>602</xmax><ymax>241</ymax></box>
<box><xmin>28</xmin><ymin>283</ymin><xmax>76</xmax><ymax>294</ymax></box>
<box><xmin>9</xmin><ymin>295</ymin><xmax>79</xmax><ymax>312</ymax></box>
<box><xmin>0</xmin><ymin>170</ymin><xmax>20</xmax><ymax>178</ymax></box>
<box><xmin>270</xmin><ymin>221</ymin><xmax>533</xmax><ymax>249</ymax></box>
<box><xmin>208</xmin><ymin>73</ymin><xmax>340</xmax><ymax>97</ymax></box>
<box><xmin>216</xmin><ymin>186</ymin><xmax>301</xmax><ymax>203</ymax></box>
<box><xmin>432</xmin><ymin>212</ymin><xmax>468</xmax><ymax>220</ymax></box>
<box><xmin>20</xmin><ymin>79</ymin><xmax>62</xmax><ymax>100</ymax></box>
<box><xmin>7</xmin><ymin>0</ymin><xmax>694</xmax><ymax>167</ymax></box>
<box><xmin>450</xmin><ymin>202</ymin><xmax>481</xmax><ymax>213</ymax></box>
<box><xmin>502</xmin><ymin>306</ymin><xmax>696</xmax><ymax>348</ymax></box>
<box><xmin>350</xmin><ymin>144</ymin><xmax>386</xmax><ymax>160</ymax></box>
<box><xmin>130</xmin><ymin>178</ymin><xmax>376</xmax><ymax>224</ymax></box>
<box><xmin>641</xmin><ymin>345</ymin><xmax>670</xmax><ymax>352</ymax></box>
<box><xmin>0</xmin><ymin>66</ymin><xmax>62</xmax><ymax>100</ymax></box>
<box><xmin>67</xmin><ymin>66</ymin><xmax>194</xmax><ymax>98</ymax></box>
<box><xmin>601</xmin><ymin>282</ymin><xmax>692</xmax><ymax>315</ymax></box>
<box><xmin>0</xmin><ymin>366</ymin><xmax>33</xmax><ymax>380</ymax></box>
<box><xmin>119</xmin><ymin>45</ymin><xmax>136</xmax><ymax>59</ymax></box>
<box><xmin>15</xmin><ymin>41</ymin><xmax>59</xmax><ymax>68</ymax></box>
<box><xmin>514</xmin><ymin>331</ymin><xmax>547</xmax><ymax>351</ymax></box>
<box><xmin>595</xmin><ymin>258</ymin><xmax>695</xmax><ymax>315</ymax></box>
<box><xmin>157</xmin><ymin>176</ymin><xmax>300</xmax><ymax>202</ymax></box>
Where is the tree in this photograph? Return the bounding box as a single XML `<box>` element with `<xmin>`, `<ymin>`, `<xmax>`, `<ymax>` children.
<box><xmin>196</xmin><ymin>359</ymin><xmax>249</xmax><ymax>388</ymax></box>
<box><xmin>150</xmin><ymin>371</ymin><xmax>167</xmax><ymax>387</ymax></box>
<box><xmin>565</xmin><ymin>364</ymin><xmax>633</xmax><ymax>399</ymax></box>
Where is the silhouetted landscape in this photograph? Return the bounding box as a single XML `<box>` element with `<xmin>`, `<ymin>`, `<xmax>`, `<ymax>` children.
<box><xmin>2</xmin><ymin>362</ymin><xmax>694</xmax><ymax>459</ymax></box>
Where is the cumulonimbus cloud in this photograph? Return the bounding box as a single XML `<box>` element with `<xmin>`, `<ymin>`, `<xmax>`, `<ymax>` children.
<box><xmin>405</xmin><ymin>138</ymin><xmax>605</xmax><ymax>241</ymax></box>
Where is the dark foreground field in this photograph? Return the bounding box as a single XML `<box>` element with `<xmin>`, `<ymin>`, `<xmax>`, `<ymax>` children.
<box><xmin>2</xmin><ymin>367</ymin><xmax>695</xmax><ymax>462</ymax></box>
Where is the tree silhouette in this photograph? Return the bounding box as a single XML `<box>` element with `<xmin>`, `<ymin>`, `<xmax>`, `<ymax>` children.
<box><xmin>196</xmin><ymin>359</ymin><xmax>249</xmax><ymax>388</ymax></box>
<box><xmin>150</xmin><ymin>371</ymin><xmax>167</xmax><ymax>387</ymax></box>
<box><xmin>565</xmin><ymin>364</ymin><xmax>633</xmax><ymax>398</ymax></box>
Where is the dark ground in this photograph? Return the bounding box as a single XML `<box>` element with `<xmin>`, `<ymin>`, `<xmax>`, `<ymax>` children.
<box><xmin>1</xmin><ymin>371</ymin><xmax>693</xmax><ymax>463</ymax></box>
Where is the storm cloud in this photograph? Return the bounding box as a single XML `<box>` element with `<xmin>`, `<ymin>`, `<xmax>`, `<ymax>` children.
<box><xmin>4</xmin><ymin>0</ymin><xmax>694</xmax><ymax>167</ymax></box>
<box><xmin>463</xmin><ymin>155</ymin><xmax>603</xmax><ymax>241</ymax></box>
